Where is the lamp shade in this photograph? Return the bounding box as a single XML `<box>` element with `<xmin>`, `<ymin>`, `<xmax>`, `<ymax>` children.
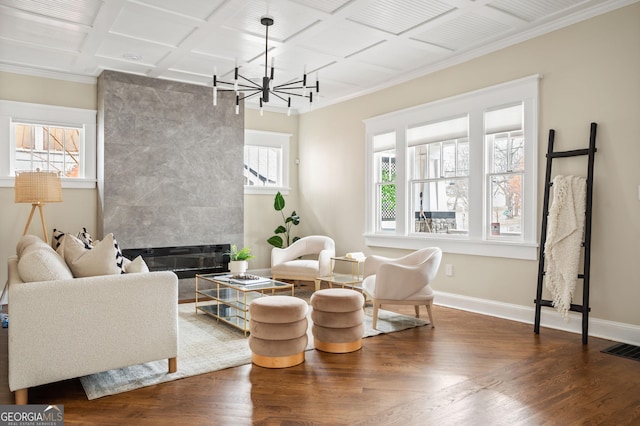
<box><xmin>14</xmin><ymin>170</ymin><xmax>62</xmax><ymax>204</ymax></box>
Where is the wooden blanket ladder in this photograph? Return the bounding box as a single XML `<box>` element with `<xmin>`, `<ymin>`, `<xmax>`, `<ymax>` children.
<box><xmin>534</xmin><ymin>122</ymin><xmax>597</xmax><ymax>344</ymax></box>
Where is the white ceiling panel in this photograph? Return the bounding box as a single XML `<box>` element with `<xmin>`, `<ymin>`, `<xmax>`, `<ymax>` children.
<box><xmin>411</xmin><ymin>12</ymin><xmax>512</xmax><ymax>51</ymax></box>
<box><xmin>0</xmin><ymin>0</ymin><xmax>632</xmax><ymax>112</ymax></box>
<box><xmin>95</xmin><ymin>33</ymin><xmax>171</xmax><ymax>65</ymax></box>
<box><xmin>0</xmin><ymin>0</ymin><xmax>102</xmax><ymax>26</ymax></box>
<box><xmin>169</xmin><ymin>53</ymin><xmax>235</xmax><ymax>78</ymax></box>
<box><xmin>298</xmin><ymin>20</ymin><xmax>386</xmax><ymax>58</ymax></box>
<box><xmin>289</xmin><ymin>0</ymin><xmax>351</xmax><ymax>14</ymax></box>
<box><xmin>191</xmin><ymin>27</ymin><xmax>266</xmax><ymax>64</ymax></box>
<box><xmin>350</xmin><ymin>40</ymin><xmax>447</xmax><ymax>72</ymax></box>
<box><xmin>319</xmin><ymin>60</ymin><xmax>394</xmax><ymax>87</ymax></box>
<box><xmin>110</xmin><ymin>3</ymin><xmax>199</xmax><ymax>47</ymax></box>
<box><xmin>222</xmin><ymin>0</ymin><xmax>321</xmax><ymax>42</ymax></box>
<box><xmin>263</xmin><ymin>46</ymin><xmax>337</xmax><ymax>75</ymax></box>
<box><xmin>96</xmin><ymin>56</ymin><xmax>154</xmax><ymax>75</ymax></box>
<box><xmin>488</xmin><ymin>0</ymin><xmax>588</xmax><ymax>22</ymax></box>
<box><xmin>134</xmin><ymin>0</ymin><xmax>226</xmax><ymax>21</ymax></box>
<box><xmin>0</xmin><ymin>12</ymin><xmax>87</xmax><ymax>52</ymax></box>
<box><xmin>347</xmin><ymin>0</ymin><xmax>455</xmax><ymax>35</ymax></box>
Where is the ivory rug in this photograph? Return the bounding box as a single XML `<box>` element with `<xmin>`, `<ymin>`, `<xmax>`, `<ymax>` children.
<box><xmin>80</xmin><ymin>296</ymin><xmax>429</xmax><ymax>400</ymax></box>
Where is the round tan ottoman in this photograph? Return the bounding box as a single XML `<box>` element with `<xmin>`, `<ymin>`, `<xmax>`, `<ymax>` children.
<box><xmin>249</xmin><ymin>295</ymin><xmax>308</xmax><ymax>368</ymax></box>
<box><xmin>310</xmin><ymin>288</ymin><xmax>365</xmax><ymax>353</ymax></box>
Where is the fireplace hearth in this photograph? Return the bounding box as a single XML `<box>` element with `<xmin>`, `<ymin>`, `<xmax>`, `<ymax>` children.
<box><xmin>122</xmin><ymin>244</ymin><xmax>230</xmax><ymax>279</ymax></box>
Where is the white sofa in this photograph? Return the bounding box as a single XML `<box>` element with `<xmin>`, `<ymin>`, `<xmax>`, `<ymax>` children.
<box><xmin>6</xmin><ymin>235</ymin><xmax>179</xmax><ymax>404</ymax></box>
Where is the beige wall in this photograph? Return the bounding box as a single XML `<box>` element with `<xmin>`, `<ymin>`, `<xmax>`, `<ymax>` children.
<box><xmin>0</xmin><ymin>71</ymin><xmax>98</xmax><ymax>282</ymax></box>
<box><xmin>297</xmin><ymin>4</ymin><xmax>640</xmax><ymax>326</ymax></box>
<box><xmin>244</xmin><ymin>109</ymin><xmax>301</xmax><ymax>270</ymax></box>
<box><xmin>1</xmin><ymin>4</ymin><xmax>639</xmax><ymax>328</ymax></box>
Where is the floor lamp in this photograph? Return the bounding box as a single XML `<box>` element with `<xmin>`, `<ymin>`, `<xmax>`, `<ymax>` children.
<box><xmin>14</xmin><ymin>169</ymin><xmax>62</xmax><ymax>244</ymax></box>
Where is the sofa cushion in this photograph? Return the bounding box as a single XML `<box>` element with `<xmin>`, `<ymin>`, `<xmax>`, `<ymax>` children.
<box><xmin>17</xmin><ymin>240</ymin><xmax>73</xmax><ymax>282</ymax></box>
<box><xmin>56</xmin><ymin>233</ymin><xmax>124</xmax><ymax>277</ymax></box>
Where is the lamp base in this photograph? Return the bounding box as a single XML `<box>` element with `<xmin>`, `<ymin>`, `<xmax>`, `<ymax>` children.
<box><xmin>23</xmin><ymin>203</ymin><xmax>49</xmax><ymax>244</ymax></box>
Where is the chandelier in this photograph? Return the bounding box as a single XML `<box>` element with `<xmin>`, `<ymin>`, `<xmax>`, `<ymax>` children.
<box><xmin>212</xmin><ymin>15</ymin><xmax>319</xmax><ymax>115</ymax></box>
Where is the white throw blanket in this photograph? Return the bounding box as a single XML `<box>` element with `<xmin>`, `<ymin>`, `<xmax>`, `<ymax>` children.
<box><xmin>544</xmin><ymin>175</ymin><xmax>587</xmax><ymax>321</ymax></box>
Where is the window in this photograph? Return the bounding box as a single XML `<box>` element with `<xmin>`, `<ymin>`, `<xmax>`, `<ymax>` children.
<box><xmin>0</xmin><ymin>100</ymin><xmax>97</xmax><ymax>188</ymax></box>
<box><xmin>14</xmin><ymin>123</ymin><xmax>81</xmax><ymax>177</ymax></box>
<box><xmin>408</xmin><ymin>116</ymin><xmax>469</xmax><ymax>235</ymax></box>
<box><xmin>244</xmin><ymin>130</ymin><xmax>291</xmax><ymax>195</ymax></box>
<box><xmin>372</xmin><ymin>132</ymin><xmax>396</xmax><ymax>231</ymax></box>
<box><xmin>364</xmin><ymin>76</ymin><xmax>539</xmax><ymax>260</ymax></box>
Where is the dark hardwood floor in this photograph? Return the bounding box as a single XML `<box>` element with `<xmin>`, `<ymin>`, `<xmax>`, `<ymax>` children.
<box><xmin>1</xmin><ymin>301</ymin><xmax>639</xmax><ymax>425</ymax></box>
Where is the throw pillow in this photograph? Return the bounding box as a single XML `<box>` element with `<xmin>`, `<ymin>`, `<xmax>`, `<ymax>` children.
<box><xmin>56</xmin><ymin>233</ymin><xmax>124</xmax><ymax>277</ymax></box>
<box><xmin>52</xmin><ymin>229</ymin><xmax>66</xmax><ymax>250</ymax></box>
<box><xmin>124</xmin><ymin>255</ymin><xmax>150</xmax><ymax>273</ymax></box>
<box><xmin>16</xmin><ymin>234</ymin><xmax>49</xmax><ymax>257</ymax></box>
<box><xmin>17</xmin><ymin>244</ymin><xmax>73</xmax><ymax>282</ymax></box>
<box><xmin>76</xmin><ymin>227</ymin><xmax>94</xmax><ymax>246</ymax></box>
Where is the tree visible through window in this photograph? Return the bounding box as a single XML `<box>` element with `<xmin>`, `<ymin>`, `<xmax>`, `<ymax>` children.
<box><xmin>364</xmin><ymin>76</ymin><xmax>539</xmax><ymax>260</ymax></box>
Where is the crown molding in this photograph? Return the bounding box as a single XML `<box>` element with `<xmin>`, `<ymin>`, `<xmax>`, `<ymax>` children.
<box><xmin>0</xmin><ymin>63</ymin><xmax>97</xmax><ymax>85</ymax></box>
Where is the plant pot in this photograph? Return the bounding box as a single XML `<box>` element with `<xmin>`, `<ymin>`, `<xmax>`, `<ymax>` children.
<box><xmin>229</xmin><ymin>260</ymin><xmax>248</xmax><ymax>275</ymax></box>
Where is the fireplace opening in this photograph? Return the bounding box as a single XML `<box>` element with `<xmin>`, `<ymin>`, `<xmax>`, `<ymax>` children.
<box><xmin>122</xmin><ymin>244</ymin><xmax>230</xmax><ymax>279</ymax></box>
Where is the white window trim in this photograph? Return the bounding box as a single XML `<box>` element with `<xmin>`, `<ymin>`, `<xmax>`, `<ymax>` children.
<box><xmin>363</xmin><ymin>75</ymin><xmax>540</xmax><ymax>260</ymax></box>
<box><xmin>0</xmin><ymin>100</ymin><xmax>97</xmax><ymax>189</ymax></box>
<box><xmin>244</xmin><ymin>129</ymin><xmax>291</xmax><ymax>195</ymax></box>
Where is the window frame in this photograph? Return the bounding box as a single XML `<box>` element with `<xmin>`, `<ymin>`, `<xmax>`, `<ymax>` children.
<box><xmin>0</xmin><ymin>100</ymin><xmax>97</xmax><ymax>188</ymax></box>
<box><xmin>363</xmin><ymin>75</ymin><xmax>540</xmax><ymax>260</ymax></box>
<box><xmin>244</xmin><ymin>129</ymin><xmax>291</xmax><ymax>195</ymax></box>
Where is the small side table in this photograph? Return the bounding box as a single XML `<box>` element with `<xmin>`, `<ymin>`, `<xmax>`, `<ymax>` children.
<box><xmin>316</xmin><ymin>255</ymin><xmax>365</xmax><ymax>292</ymax></box>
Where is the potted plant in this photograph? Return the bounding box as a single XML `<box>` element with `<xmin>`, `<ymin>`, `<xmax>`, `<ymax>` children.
<box><xmin>226</xmin><ymin>245</ymin><xmax>254</xmax><ymax>275</ymax></box>
<box><xmin>267</xmin><ymin>191</ymin><xmax>301</xmax><ymax>248</ymax></box>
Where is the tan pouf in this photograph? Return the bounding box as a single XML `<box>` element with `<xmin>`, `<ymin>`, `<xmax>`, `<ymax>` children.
<box><xmin>249</xmin><ymin>295</ymin><xmax>308</xmax><ymax>368</ymax></box>
<box><xmin>310</xmin><ymin>288</ymin><xmax>365</xmax><ymax>353</ymax></box>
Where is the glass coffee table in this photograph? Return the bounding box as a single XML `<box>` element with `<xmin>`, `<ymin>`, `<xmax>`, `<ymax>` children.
<box><xmin>195</xmin><ymin>273</ymin><xmax>294</xmax><ymax>336</ymax></box>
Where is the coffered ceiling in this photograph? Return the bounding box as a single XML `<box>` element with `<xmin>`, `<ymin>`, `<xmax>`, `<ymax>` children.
<box><xmin>0</xmin><ymin>0</ymin><xmax>634</xmax><ymax>112</ymax></box>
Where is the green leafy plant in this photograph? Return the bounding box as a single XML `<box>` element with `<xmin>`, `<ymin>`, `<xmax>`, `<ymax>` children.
<box><xmin>226</xmin><ymin>245</ymin><xmax>254</xmax><ymax>261</ymax></box>
<box><xmin>267</xmin><ymin>191</ymin><xmax>300</xmax><ymax>248</ymax></box>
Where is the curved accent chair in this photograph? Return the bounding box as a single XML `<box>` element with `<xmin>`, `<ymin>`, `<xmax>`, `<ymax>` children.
<box><xmin>362</xmin><ymin>247</ymin><xmax>442</xmax><ymax>329</ymax></box>
<box><xmin>271</xmin><ymin>235</ymin><xmax>335</xmax><ymax>291</ymax></box>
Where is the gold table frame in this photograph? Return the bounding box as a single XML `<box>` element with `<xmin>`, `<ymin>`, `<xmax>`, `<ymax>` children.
<box><xmin>195</xmin><ymin>274</ymin><xmax>294</xmax><ymax>336</ymax></box>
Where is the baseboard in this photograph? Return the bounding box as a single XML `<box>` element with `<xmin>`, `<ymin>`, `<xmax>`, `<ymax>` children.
<box><xmin>252</xmin><ymin>270</ymin><xmax>640</xmax><ymax>346</ymax></box>
<box><xmin>433</xmin><ymin>290</ymin><xmax>640</xmax><ymax>346</ymax></box>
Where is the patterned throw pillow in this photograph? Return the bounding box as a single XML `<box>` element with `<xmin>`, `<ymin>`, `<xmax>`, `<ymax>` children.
<box><xmin>54</xmin><ymin>231</ymin><xmax>125</xmax><ymax>277</ymax></box>
<box><xmin>52</xmin><ymin>229</ymin><xmax>65</xmax><ymax>250</ymax></box>
<box><xmin>76</xmin><ymin>227</ymin><xmax>94</xmax><ymax>247</ymax></box>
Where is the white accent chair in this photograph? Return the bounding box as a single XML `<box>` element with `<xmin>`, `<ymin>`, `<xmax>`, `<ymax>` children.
<box><xmin>271</xmin><ymin>236</ymin><xmax>335</xmax><ymax>291</ymax></box>
<box><xmin>362</xmin><ymin>247</ymin><xmax>442</xmax><ymax>329</ymax></box>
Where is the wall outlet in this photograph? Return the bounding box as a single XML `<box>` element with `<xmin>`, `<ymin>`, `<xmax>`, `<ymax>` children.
<box><xmin>445</xmin><ymin>264</ymin><xmax>453</xmax><ymax>276</ymax></box>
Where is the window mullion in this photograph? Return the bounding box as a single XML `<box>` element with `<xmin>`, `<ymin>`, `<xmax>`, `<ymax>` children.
<box><xmin>395</xmin><ymin>126</ymin><xmax>407</xmax><ymax>236</ymax></box>
<box><xmin>468</xmin><ymin>110</ymin><xmax>484</xmax><ymax>240</ymax></box>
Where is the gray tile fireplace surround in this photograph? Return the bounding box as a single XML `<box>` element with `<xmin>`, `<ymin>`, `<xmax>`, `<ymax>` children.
<box><xmin>98</xmin><ymin>70</ymin><xmax>245</xmax><ymax>265</ymax></box>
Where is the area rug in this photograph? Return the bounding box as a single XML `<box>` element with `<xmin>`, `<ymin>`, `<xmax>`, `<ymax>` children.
<box><xmin>80</xmin><ymin>293</ymin><xmax>429</xmax><ymax>400</ymax></box>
